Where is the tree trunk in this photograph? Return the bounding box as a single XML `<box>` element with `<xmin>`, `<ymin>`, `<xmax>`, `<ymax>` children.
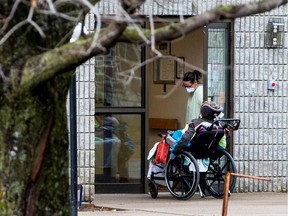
<box><xmin>0</xmin><ymin>73</ymin><xmax>72</xmax><ymax>215</ymax></box>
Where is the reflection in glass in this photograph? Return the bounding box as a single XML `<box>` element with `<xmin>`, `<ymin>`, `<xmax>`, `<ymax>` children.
<box><xmin>207</xmin><ymin>28</ymin><xmax>228</xmax><ymax>114</ymax></box>
<box><xmin>95</xmin><ymin>43</ymin><xmax>142</xmax><ymax>107</ymax></box>
<box><xmin>95</xmin><ymin>114</ymin><xmax>141</xmax><ymax>183</ymax></box>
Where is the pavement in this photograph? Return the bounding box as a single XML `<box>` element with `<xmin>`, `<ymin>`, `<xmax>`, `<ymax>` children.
<box><xmin>78</xmin><ymin>192</ymin><xmax>288</xmax><ymax>216</ymax></box>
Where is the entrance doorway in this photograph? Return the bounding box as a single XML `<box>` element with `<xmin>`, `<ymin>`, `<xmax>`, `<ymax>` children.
<box><xmin>93</xmin><ymin>21</ymin><xmax>232</xmax><ymax>194</ymax></box>
<box><xmin>148</xmin><ymin>22</ymin><xmax>232</xmax><ymax>155</ymax></box>
<box><xmin>205</xmin><ymin>23</ymin><xmax>232</xmax><ymax>117</ymax></box>
<box><xmin>94</xmin><ymin>43</ymin><xmax>146</xmax><ymax>193</ymax></box>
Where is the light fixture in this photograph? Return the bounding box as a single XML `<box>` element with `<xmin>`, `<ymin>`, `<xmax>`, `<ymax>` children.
<box><xmin>265</xmin><ymin>18</ymin><xmax>284</xmax><ymax>48</ymax></box>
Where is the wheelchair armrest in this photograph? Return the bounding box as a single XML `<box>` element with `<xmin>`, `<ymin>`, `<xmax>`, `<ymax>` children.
<box><xmin>223</xmin><ymin>119</ymin><xmax>241</xmax><ymax>131</ymax></box>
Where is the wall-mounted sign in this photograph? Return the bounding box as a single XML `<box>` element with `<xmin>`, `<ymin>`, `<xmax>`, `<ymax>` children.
<box><xmin>153</xmin><ymin>57</ymin><xmax>176</xmax><ymax>84</ymax></box>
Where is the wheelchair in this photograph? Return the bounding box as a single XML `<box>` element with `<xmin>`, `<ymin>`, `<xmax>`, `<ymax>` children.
<box><xmin>148</xmin><ymin>118</ymin><xmax>240</xmax><ymax>200</ymax></box>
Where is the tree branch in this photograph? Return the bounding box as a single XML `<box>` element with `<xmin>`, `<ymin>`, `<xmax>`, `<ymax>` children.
<box><xmin>19</xmin><ymin>0</ymin><xmax>287</xmax><ymax>92</ymax></box>
<box><xmin>120</xmin><ymin>0</ymin><xmax>288</xmax><ymax>43</ymax></box>
<box><xmin>20</xmin><ymin>22</ymin><xmax>125</xmax><ymax>91</ymax></box>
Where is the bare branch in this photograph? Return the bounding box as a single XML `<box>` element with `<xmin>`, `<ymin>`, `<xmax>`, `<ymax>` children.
<box><xmin>0</xmin><ymin>7</ymin><xmax>46</xmax><ymax>46</ymax></box>
<box><xmin>38</xmin><ymin>9</ymin><xmax>78</xmax><ymax>21</ymax></box>
<box><xmin>0</xmin><ymin>0</ymin><xmax>22</xmax><ymax>33</ymax></box>
<box><xmin>27</xmin><ymin>7</ymin><xmax>45</xmax><ymax>38</ymax></box>
<box><xmin>79</xmin><ymin>0</ymin><xmax>105</xmax><ymax>54</ymax></box>
<box><xmin>0</xmin><ymin>65</ymin><xmax>9</xmax><ymax>82</ymax></box>
<box><xmin>45</xmin><ymin>0</ymin><xmax>57</xmax><ymax>12</ymax></box>
<box><xmin>17</xmin><ymin>0</ymin><xmax>288</xmax><ymax>92</ymax></box>
<box><xmin>121</xmin><ymin>8</ymin><xmax>150</xmax><ymax>44</ymax></box>
<box><xmin>120</xmin><ymin>0</ymin><xmax>288</xmax><ymax>44</ymax></box>
<box><xmin>0</xmin><ymin>20</ymin><xmax>28</xmax><ymax>46</ymax></box>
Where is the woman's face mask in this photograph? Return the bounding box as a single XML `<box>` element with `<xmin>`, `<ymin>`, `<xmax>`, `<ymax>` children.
<box><xmin>186</xmin><ymin>87</ymin><xmax>195</xmax><ymax>93</ymax></box>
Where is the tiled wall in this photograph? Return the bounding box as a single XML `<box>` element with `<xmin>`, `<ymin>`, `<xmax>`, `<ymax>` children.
<box><xmin>233</xmin><ymin>11</ymin><xmax>287</xmax><ymax>192</ymax></box>
<box><xmin>75</xmin><ymin>59</ymin><xmax>96</xmax><ymax>201</ymax></box>
<box><xmin>68</xmin><ymin>15</ymin><xmax>96</xmax><ymax>201</ymax></box>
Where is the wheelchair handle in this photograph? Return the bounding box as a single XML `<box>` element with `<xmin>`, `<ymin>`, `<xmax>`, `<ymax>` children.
<box><xmin>208</xmin><ymin>118</ymin><xmax>241</xmax><ymax>131</ymax></box>
<box><xmin>158</xmin><ymin>133</ymin><xmax>165</xmax><ymax>138</ymax></box>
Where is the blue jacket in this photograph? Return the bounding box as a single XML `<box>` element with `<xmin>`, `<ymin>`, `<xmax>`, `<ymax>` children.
<box><xmin>170</xmin><ymin>118</ymin><xmax>213</xmax><ymax>159</ymax></box>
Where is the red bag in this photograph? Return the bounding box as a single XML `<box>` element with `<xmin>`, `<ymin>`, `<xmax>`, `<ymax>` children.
<box><xmin>153</xmin><ymin>136</ymin><xmax>169</xmax><ymax>165</ymax></box>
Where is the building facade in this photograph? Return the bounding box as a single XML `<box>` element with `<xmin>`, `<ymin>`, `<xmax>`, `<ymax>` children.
<box><xmin>70</xmin><ymin>0</ymin><xmax>287</xmax><ymax>201</ymax></box>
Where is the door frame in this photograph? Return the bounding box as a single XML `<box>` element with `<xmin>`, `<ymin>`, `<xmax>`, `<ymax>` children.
<box><xmin>94</xmin><ymin>46</ymin><xmax>147</xmax><ymax>193</ymax></box>
<box><xmin>203</xmin><ymin>21</ymin><xmax>233</xmax><ymax>117</ymax></box>
<box><xmin>203</xmin><ymin>21</ymin><xmax>235</xmax><ymax>155</ymax></box>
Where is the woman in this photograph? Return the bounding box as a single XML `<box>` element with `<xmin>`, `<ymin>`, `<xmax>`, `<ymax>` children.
<box><xmin>182</xmin><ymin>70</ymin><xmax>203</xmax><ymax>123</ymax></box>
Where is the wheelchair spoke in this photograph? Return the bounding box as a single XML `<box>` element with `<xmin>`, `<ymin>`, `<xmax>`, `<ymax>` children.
<box><xmin>165</xmin><ymin>151</ymin><xmax>200</xmax><ymax>200</ymax></box>
<box><xmin>171</xmin><ymin>179</ymin><xmax>181</xmax><ymax>191</ymax></box>
<box><xmin>205</xmin><ymin>178</ymin><xmax>216</xmax><ymax>187</ymax></box>
<box><xmin>203</xmin><ymin>149</ymin><xmax>237</xmax><ymax>198</ymax></box>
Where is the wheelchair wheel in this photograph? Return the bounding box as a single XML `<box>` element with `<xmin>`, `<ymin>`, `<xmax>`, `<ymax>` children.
<box><xmin>164</xmin><ymin>151</ymin><xmax>200</xmax><ymax>200</ymax></box>
<box><xmin>149</xmin><ymin>181</ymin><xmax>158</xmax><ymax>199</ymax></box>
<box><xmin>202</xmin><ymin>149</ymin><xmax>237</xmax><ymax>199</ymax></box>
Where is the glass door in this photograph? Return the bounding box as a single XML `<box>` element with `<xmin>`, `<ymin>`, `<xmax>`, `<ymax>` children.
<box><xmin>94</xmin><ymin>42</ymin><xmax>146</xmax><ymax>193</ymax></box>
<box><xmin>205</xmin><ymin>23</ymin><xmax>234</xmax><ymax>156</ymax></box>
<box><xmin>205</xmin><ymin>23</ymin><xmax>231</xmax><ymax>117</ymax></box>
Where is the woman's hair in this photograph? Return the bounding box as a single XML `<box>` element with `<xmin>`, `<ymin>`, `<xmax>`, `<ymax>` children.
<box><xmin>183</xmin><ymin>70</ymin><xmax>202</xmax><ymax>83</ymax></box>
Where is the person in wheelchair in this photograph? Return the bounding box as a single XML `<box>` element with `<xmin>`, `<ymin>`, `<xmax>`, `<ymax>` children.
<box><xmin>169</xmin><ymin>101</ymin><xmax>225</xmax><ymax>160</ymax></box>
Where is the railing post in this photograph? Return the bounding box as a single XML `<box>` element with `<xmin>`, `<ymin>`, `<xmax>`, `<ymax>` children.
<box><xmin>222</xmin><ymin>172</ymin><xmax>271</xmax><ymax>216</ymax></box>
<box><xmin>222</xmin><ymin>172</ymin><xmax>231</xmax><ymax>216</ymax></box>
